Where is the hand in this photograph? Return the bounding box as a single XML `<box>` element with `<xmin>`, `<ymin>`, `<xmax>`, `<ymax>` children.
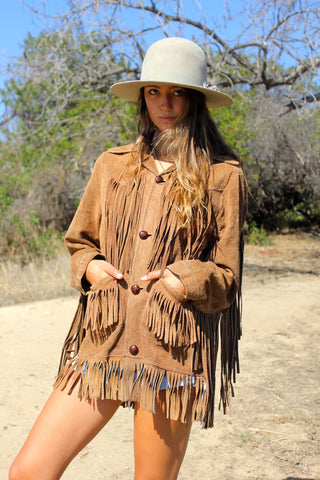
<box><xmin>85</xmin><ymin>259</ymin><xmax>123</xmax><ymax>285</ymax></box>
<box><xmin>141</xmin><ymin>268</ymin><xmax>186</xmax><ymax>295</ymax></box>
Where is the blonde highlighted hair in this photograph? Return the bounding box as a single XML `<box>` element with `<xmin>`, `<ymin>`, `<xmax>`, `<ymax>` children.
<box><xmin>130</xmin><ymin>89</ymin><xmax>238</xmax><ymax>227</ymax></box>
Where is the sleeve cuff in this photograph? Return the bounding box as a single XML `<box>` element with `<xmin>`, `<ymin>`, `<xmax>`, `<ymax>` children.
<box><xmin>167</xmin><ymin>260</ymin><xmax>207</xmax><ymax>303</ymax></box>
<box><xmin>71</xmin><ymin>251</ymin><xmax>105</xmax><ymax>293</ymax></box>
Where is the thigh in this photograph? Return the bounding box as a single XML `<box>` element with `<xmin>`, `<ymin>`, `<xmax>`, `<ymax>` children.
<box><xmin>10</xmin><ymin>387</ymin><xmax>121</xmax><ymax>480</ymax></box>
<box><xmin>133</xmin><ymin>390</ymin><xmax>192</xmax><ymax>480</ymax></box>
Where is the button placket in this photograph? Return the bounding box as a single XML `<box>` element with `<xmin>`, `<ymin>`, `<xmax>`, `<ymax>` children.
<box><xmin>124</xmin><ymin>171</ymin><xmax>164</xmax><ymax>359</ymax></box>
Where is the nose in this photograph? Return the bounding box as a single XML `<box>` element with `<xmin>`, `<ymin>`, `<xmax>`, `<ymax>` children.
<box><xmin>160</xmin><ymin>93</ymin><xmax>172</xmax><ymax>111</ymax></box>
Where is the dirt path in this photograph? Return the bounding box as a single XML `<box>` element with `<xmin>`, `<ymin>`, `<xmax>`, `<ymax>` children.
<box><xmin>1</xmin><ymin>233</ymin><xmax>319</xmax><ymax>479</ymax></box>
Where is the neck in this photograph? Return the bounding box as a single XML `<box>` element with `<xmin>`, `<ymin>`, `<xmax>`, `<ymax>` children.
<box><xmin>151</xmin><ymin>133</ymin><xmax>173</xmax><ymax>164</ymax></box>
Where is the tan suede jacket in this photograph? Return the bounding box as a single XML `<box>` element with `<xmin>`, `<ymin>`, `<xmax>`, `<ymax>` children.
<box><xmin>54</xmin><ymin>143</ymin><xmax>247</xmax><ymax>428</ymax></box>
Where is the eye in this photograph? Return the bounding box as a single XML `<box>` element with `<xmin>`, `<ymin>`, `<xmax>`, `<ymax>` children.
<box><xmin>146</xmin><ymin>87</ymin><xmax>159</xmax><ymax>95</ymax></box>
<box><xmin>173</xmin><ymin>89</ymin><xmax>186</xmax><ymax>96</ymax></box>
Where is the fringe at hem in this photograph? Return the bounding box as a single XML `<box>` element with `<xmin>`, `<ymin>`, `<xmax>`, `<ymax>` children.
<box><xmin>54</xmin><ymin>358</ymin><xmax>210</xmax><ymax>427</ymax></box>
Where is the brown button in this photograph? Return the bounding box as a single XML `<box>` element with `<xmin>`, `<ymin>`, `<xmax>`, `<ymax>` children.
<box><xmin>139</xmin><ymin>230</ymin><xmax>149</xmax><ymax>240</ymax></box>
<box><xmin>131</xmin><ymin>284</ymin><xmax>141</xmax><ymax>295</ymax></box>
<box><xmin>155</xmin><ymin>175</ymin><xmax>164</xmax><ymax>183</ymax></box>
<box><xmin>129</xmin><ymin>345</ymin><xmax>139</xmax><ymax>356</ymax></box>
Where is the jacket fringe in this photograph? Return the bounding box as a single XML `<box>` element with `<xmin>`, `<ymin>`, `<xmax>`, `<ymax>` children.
<box><xmin>147</xmin><ymin>280</ymin><xmax>197</xmax><ymax>347</ymax></box>
<box><xmin>104</xmin><ymin>176</ymin><xmax>145</xmax><ymax>272</ymax></box>
<box><xmin>147</xmin><ymin>185</ymin><xmax>216</xmax><ymax>272</ymax></box>
<box><xmin>219</xmin><ymin>234</ymin><xmax>244</xmax><ymax>413</ymax></box>
<box><xmin>54</xmin><ymin>357</ymin><xmax>209</xmax><ymax>426</ymax></box>
<box><xmin>147</xmin><ymin>180</ymin><xmax>179</xmax><ymax>271</ymax></box>
<box><xmin>58</xmin><ymin>294</ymin><xmax>87</xmax><ymax>372</ymax></box>
<box><xmin>84</xmin><ymin>280</ymin><xmax>120</xmax><ymax>334</ymax></box>
<box><xmin>57</xmin><ymin>279</ymin><xmax>121</xmax><ymax>372</ymax></box>
<box><xmin>192</xmin><ymin>309</ymin><xmax>220</xmax><ymax>428</ymax></box>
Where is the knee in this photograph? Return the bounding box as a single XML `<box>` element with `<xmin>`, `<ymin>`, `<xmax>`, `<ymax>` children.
<box><xmin>8</xmin><ymin>460</ymin><xmax>19</xmax><ymax>480</ymax></box>
<box><xmin>9</xmin><ymin>458</ymin><xmax>33</xmax><ymax>480</ymax></box>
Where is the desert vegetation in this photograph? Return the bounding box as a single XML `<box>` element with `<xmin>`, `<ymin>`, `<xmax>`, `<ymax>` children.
<box><xmin>0</xmin><ymin>0</ymin><xmax>319</xmax><ymax>272</ymax></box>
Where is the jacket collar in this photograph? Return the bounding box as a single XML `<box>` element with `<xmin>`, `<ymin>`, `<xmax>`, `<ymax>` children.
<box><xmin>108</xmin><ymin>143</ymin><xmax>176</xmax><ymax>176</ymax></box>
<box><xmin>143</xmin><ymin>154</ymin><xmax>176</xmax><ymax>176</ymax></box>
<box><xmin>107</xmin><ymin>143</ymin><xmax>240</xmax><ymax>170</ymax></box>
<box><xmin>108</xmin><ymin>143</ymin><xmax>135</xmax><ymax>154</ymax></box>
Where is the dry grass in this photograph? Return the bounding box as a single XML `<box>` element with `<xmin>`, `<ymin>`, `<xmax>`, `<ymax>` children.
<box><xmin>244</xmin><ymin>229</ymin><xmax>320</xmax><ymax>284</ymax></box>
<box><xmin>0</xmin><ymin>246</ymin><xmax>75</xmax><ymax>306</ymax></box>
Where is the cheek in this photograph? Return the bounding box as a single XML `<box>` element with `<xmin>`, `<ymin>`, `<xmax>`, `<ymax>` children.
<box><xmin>145</xmin><ymin>98</ymin><xmax>157</xmax><ymax>119</ymax></box>
<box><xmin>175</xmin><ymin>97</ymin><xmax>188</xmax><ymax>116</ymax></box>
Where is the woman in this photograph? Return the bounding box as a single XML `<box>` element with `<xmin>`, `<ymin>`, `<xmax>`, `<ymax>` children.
<box><xmin>9</xmin><ymin>37</ymin><xmax>247</xmax><ymax>480</ymax></box>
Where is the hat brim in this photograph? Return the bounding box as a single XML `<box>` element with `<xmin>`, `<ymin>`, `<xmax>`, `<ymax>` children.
<box><xmin>110</xmin><ymin>80</ymin><xmax>233</xmax><ymax>108</ymax></box>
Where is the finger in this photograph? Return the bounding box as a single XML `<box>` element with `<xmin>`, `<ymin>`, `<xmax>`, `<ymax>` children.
<box><xmin>104</xmin><ymin>262</ymin><xmax>124</xmax><ymax>280</ymax></box>
<box><xmin>140</xmin><ymin>270</ymin><xmax>162</xmax><ymax>282</ymax></box>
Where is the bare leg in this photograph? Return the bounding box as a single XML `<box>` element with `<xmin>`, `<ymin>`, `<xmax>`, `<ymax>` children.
<box><xmin>9</xmin><ymin>388</ymin><xmax>121</xmax><ymax>480</ymax></box>
<box><xmin>133</xmin><ymin>390</ymin><xmax>193</xmax><ymax>480</ymax></box>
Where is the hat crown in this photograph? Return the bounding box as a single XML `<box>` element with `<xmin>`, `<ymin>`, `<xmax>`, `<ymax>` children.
<box><xmin>110</xmin><ymin>37</ymin><xmax>233</xmax><ymax>108</ymax></box>
<box><xmin>140</xmin><ymin>37</ymin><xmax>207</xmax><ymax>88</ymax></box>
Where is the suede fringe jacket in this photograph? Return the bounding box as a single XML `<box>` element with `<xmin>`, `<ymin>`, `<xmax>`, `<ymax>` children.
<box><xmin>54</xmin><ymin>143</ymin><xmax>248</xmax><ymax>429</ymax></box>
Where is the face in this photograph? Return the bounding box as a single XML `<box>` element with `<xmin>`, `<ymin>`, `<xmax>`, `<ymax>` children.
<box><xmin>144</xmin><ymin>84</ymin><xmax>188</xmax><ymax>132</ymax></box>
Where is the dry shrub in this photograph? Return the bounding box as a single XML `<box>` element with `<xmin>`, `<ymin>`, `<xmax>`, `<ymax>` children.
<box><xmin>245</xmin><ymin>98</ymin><xmax>320</xmax><ymax>230</ymax></box>
<box><xmin>0</xmin><ymin>246</ymin><xmax>76</xmax><ymax>306</ymax></box>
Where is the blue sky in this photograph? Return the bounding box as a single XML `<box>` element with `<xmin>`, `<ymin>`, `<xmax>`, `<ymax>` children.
<box><xmin>0</xmin><ymin>0</ymin><xmax>69</xmax><ymax>72</ymax></box>
<box><xmin>0</xmin><ymin>0</ymin><xmax>242</xmax><ymax>79</ymax></box>
<box><xmin>0</xmin><ymin>0</ymin><xmax>243</xmax><ymax>116</ymax></box>
<box><xmin>0</xmin><ymin>0</ymin><xmax>312</xmax><ymax>89</ymax></box>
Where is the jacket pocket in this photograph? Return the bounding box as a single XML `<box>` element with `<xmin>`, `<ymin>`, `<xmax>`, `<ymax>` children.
<box><xmin>84</xmin><ymin>276</ymin><xmax>121</xmax><ymax>334</ymax></box>
<box><xmin>147</xmin><ymin>278</ymin><xmax>197</xmax><ymax>348</ymax></box>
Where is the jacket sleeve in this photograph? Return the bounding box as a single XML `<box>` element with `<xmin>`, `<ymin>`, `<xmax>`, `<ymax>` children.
<box><xmin>64</xmin><ymin>154</ymin><xmax>106</xmax><ymax>293</ymax></box>
<box><xmin>167</xmin><ymin>168</ymin><xmax>247</xmax><ymax>313</ymax></box>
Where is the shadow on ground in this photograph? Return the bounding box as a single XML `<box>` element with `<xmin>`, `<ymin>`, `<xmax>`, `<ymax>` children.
<box><xmin>283</xmin><ymin>477</ymin><xmax>319</xmax><ymax>480</ymax></box>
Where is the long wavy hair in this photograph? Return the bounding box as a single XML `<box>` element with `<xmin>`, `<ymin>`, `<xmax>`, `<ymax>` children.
<box><xmin>130</xmin><ymin>88</ymin><xmax>238</xmax><ymax>227</ymax></box>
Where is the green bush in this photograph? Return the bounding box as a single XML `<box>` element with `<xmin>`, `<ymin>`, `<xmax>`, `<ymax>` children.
<box><xmin>275</xmin><ymin>202</ymin><xmax>320</xmax><ymax>229</ymax></box>
<box><xmin>1</xmin><ymin>212</ymin><xmax>64</xmax><ymax>262</ymax></box>
<box><xmin>244</xmin><ymin>221</ymin><xmax>273</xmax><ymax>246</ymax></box>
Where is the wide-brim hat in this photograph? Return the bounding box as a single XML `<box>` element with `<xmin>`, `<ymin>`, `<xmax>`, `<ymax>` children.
<box><xmin>110</xmin><ymin>37</ymin><xmax>233</xmax><ymax>108</ymax></box>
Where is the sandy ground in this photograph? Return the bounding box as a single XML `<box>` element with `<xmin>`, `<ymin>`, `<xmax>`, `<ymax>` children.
<box><xmin>1</xmin><ymin>232</ymin><xmax>319</xmax><ymax>480</ymax></box>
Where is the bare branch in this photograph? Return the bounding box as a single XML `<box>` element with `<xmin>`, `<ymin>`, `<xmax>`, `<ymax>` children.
<box><xmin>268</xmin><ymin>54</ymin><xmax>320</xmax><ymax>89</ymax></box>
<box><xmin>1</xmin><ymin>0</ymin><xmax>319</xmax><ymax>149</ymax></box>
<box><xmin>281</xmin><ymin>91</ymin><xmax>320</xmax><ymax>116</ymax></box>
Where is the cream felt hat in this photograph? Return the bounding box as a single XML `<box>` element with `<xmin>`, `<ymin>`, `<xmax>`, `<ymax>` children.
<box><xmin>110</xmin><ymin>37</ymin><xmax>233</xmax><ymax>108</ymax></box>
